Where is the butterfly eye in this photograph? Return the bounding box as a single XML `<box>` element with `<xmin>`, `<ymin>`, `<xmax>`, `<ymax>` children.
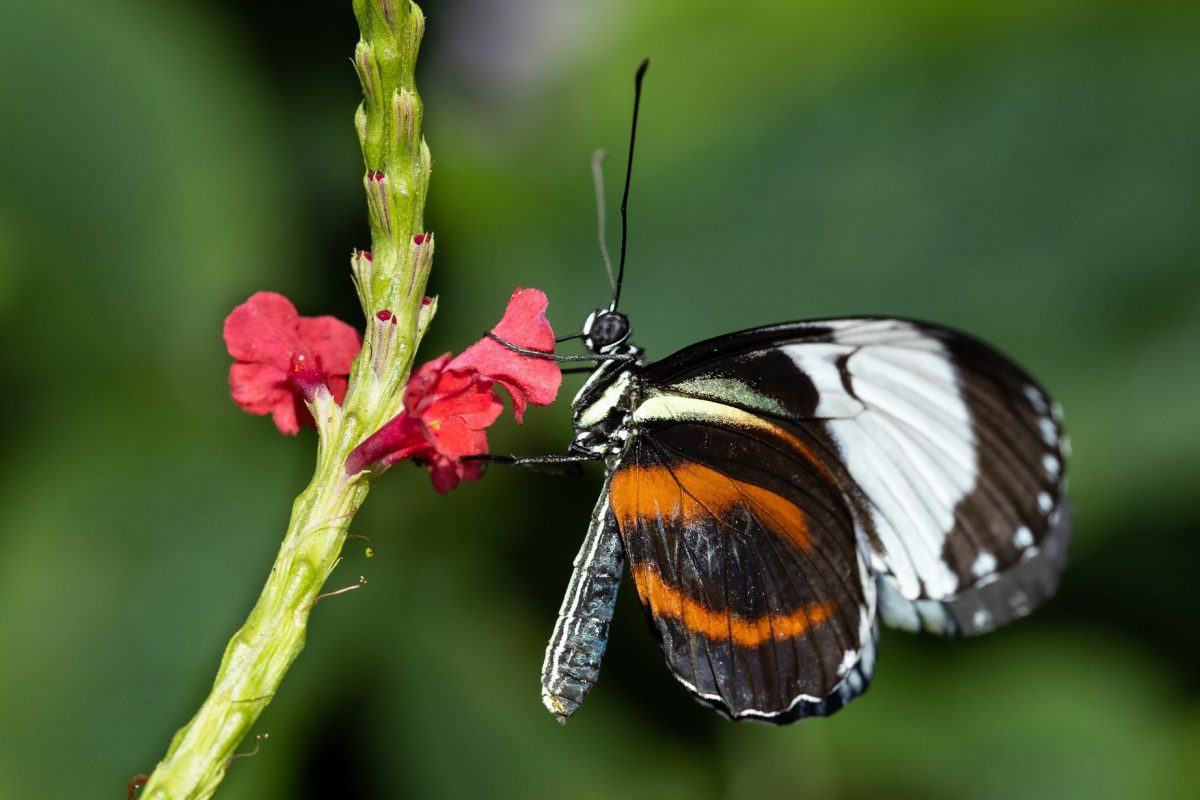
<box><xmin>584</xmin><ymin>311</ymin><xmax>630</xmax><ymax>352</ymax></box>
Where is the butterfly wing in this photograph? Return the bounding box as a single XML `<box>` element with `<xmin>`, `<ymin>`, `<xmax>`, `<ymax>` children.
<box><xmin>639</xmin><ymin>317</ymin><xmax>1071</xmax><ymax>638</ymax></box>
<box><xmin>610</xmin><ymin>411</ymin><xmax>877</xmax><ymax>722</ymax></box>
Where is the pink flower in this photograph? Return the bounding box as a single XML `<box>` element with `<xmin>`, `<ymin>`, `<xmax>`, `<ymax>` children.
<box><xmin>347</xmin><ymin>288</ymin><xmax>561</xmax><ymax>492</ymax></box>
<box><xmin>223</xmin><ymin>292</ymin><xmax>361</xmax><ymax>435</ymax></box>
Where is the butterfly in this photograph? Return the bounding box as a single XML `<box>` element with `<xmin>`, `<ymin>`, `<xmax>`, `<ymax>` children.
<box><xmin>495</xmin><ymin>60</ymin><xmax>1071</xmax><ymax>724</ymax></box>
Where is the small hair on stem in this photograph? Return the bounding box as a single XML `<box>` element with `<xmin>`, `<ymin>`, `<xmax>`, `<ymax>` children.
<box><xmin>302</xmin><ymin>576</ymin><xmax>367</xmax><ymax>614</ymax></box>
<box><xmin>225</xmin><ymin>733</ymin><xmax>270</xmax><ymax>768</ymax></box>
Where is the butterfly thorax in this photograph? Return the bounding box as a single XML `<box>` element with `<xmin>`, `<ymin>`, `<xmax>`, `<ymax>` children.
<box><xmin>570</xmin><ymin>344</ymin><xmax>644</xmax><ymax>462</ymax></box>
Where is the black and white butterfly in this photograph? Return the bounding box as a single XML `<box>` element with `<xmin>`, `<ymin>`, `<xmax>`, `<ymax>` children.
<box><xmin>493</xmin><ymin>61</ymin><xmax>1070</xmax><ymax>724</ymax></box>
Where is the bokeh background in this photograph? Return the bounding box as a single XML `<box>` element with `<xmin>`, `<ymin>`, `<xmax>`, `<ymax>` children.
<box><xmin>2</xmin><ymin>0</ymin><xmax>1198</xmax><ymax>797</ymax></box>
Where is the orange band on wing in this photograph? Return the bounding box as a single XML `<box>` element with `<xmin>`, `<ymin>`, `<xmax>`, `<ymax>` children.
<box><xmin>611</xmin><ymin>462</ymin><xmax>811</xmax><ymax>551</ymax></box>
<box><xmin>630</xmin><ymin>563</ymin><xmax>836</xmax><ymax>646</ymax></box>
<box><xmin>763</xmin><ymin>421</ymin><xmax>837</xmax><ymax>484</ymax></box>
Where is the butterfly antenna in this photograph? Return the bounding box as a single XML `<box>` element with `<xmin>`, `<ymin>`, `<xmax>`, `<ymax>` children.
<box><xmin>610</xmin><ymin>58</ymin><xmax>649</xmax><ymax>312</ymax></box>
<box><xmin>591</xmin><ymin>148</ymin><xmax>616</xmax><ymax>293</ymax></box>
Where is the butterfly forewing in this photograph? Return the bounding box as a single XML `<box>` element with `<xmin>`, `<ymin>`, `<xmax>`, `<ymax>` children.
<box><xmin>640</xmin><ymin>317</ymin><xmax>1071</xmax><ymax>638</ymax></box>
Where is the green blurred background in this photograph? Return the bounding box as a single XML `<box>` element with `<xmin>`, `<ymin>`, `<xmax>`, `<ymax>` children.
<box><xmin>2</xmin><ymin>0</ymin><xmax>1198</xmax><ymax>797</ymax></box>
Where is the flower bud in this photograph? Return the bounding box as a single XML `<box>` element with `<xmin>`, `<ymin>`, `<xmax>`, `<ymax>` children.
<box><xmin>351</xmin><ymin>249</ymin><xmax>374</xmax><ymax>313</ymax></box>
<box><xmin>394</xmin><ymin>88</ymin><xmax>421</xmax><ymax>156</ymax></box>
<box><xmin>408</xmin><ymin>232</ymin><xmax>434</xmax><ymax>298</ymax></box>
<box><xmin>377</xmin><ymin>0</ymin><xmax>397</xmax><ymax>26</ymax></box>
<box><xmin>416</xmin><ymin>294</ymin><xmax>438</xmax><ymax>343</ymax></box>
<box><xmin>369</xmin><ymin>308</ymin><xmax>400</xmax><ymax>378</ymax></box>
<box><xmin>354</xmin><ymin>105</ymin><xmax>368</xmax><ymax>148</ymax></box>
<box><xmin>364</xmin><ymin>170</ymin><xmax>391</xmax><ymax>235</ymax></box>
<box><xmin>354</xmin><ymin>41</ymin><xmax>381</xmax><ymax>109</ymax></box>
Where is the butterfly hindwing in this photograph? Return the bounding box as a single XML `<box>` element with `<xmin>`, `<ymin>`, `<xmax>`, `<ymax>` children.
<box><xmin>609</xmin><ymin>414</ymin><xmax>876</xmax><ymax>722</ymax></box>
<box><xmin>639</xmin><ymin>317</ymin><xmax>1071</xmax><ymax>637</ymax></box>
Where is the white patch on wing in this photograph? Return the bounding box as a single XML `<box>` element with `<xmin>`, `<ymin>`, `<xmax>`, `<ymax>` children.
<box><xmin>784</xmin><ymin>321</ymin><xmax>977</xmax><ymax>601</ymax></box>
<box><xmin>632</xmin><ymin>394</ymin><xmax>781</xmax><ymax>431</ymax></box>
<box><xmin>672</xmin><ymin>376</ymin><xmax>790</xmax><ymax>416</ymax></box>
<box><xmin>778</xmin><ymin>343</ymin><xmax>864</xmax><ymax>417</ymax></box>
<box><xmin>877</xmin><ymin>575</ymin><xmax>920</xmax><ymax>632</ymax></box>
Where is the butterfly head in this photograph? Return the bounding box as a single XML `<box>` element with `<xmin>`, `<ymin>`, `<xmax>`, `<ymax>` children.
<box><xmin>582</xmin><ymin>308</ymin><xmax>630</xmax><ymax>354</ymax></box>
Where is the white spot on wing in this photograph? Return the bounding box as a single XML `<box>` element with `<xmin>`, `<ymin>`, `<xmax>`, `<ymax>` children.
<box><xmin>1014</xmin><ymin>526</ymin><xmax>1034</xmax><ymax>547</ymax></box>
<box><xmin>1043</xmin><ymin>453</ymin><xmax>1060</xmax><ymax>477</ymax></box>
<box><xmin>837</xmin><ymin>649</ymin><xmax>857</xmax><ymax>677</ymax></box>
<box><xmin>1038</xmin><ymin>417</ymin><xmax>1058</xmax><ymax>446</ymax></box>
<box><xmin>1038</xmin><ymin>491</ymin><xmax>1053</xmax><ymax>513</ymax></box>
<box><xmin>1009</xmin><ymin>590</ymin><xmax>1031</xmax><ymax>615</ymax></box>
<box><xmin>971</xmin><ymin>551</ymin><xmax>997</xmax><ymax>578</ymax></box>
<box><xmin>1025</xmin><ymin>385</ymin><xmax>1048</xmax><ymax>412</ymax></box>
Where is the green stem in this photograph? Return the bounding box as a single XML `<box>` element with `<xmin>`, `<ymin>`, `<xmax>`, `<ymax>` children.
<box><xmin>139</xmin><ymin>2</ymin><xmax>431</xmax><ymax>797</ymax></box>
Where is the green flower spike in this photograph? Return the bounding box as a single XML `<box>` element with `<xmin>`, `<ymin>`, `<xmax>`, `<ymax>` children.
<box><xmin>137</xmin><ymin>3</ymin><xmax>433</xmax><ymax>797</ymax></box>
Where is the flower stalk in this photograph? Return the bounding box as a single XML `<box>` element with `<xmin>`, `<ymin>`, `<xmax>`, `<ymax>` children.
<box><xmin>138</xmin><ymin>2</ymin><xmax>432</xmax><ymax>797</ymax></box>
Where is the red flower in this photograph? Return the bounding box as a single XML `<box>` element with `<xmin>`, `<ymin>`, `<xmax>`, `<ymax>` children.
<box><xmin>224</xmin><ymin>292</ymin><xmax>361</xmax><ymax>435</ymax></box>
<box><xmin>347</xmin><ymin>288</ymin><xmax>561</xmax><ymax>493</ymax></box>
<box><xmin>344</xmin><ymin>355</ymin><xmax>501</xmax><ymax>492</ymax></box>
<box><xmin>449</xmin><ymin>287</ymin><xmax>560</xmax><ymax>422</ymax></box>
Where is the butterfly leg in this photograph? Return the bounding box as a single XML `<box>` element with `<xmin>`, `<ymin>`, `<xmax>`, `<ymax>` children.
<box><xmin>541</xmin><ymin>485</ymin><xmax>624</xmax><ymax>723</ymax></box>
<box><xmin>463</xmin><ymin>452</ymin><xmax>601</xmax><ymax>476</ymax></box>
<box><xmin>484</xmin><ymin>332</ymin><xmax>637</xmax><ymax>363</ymax></box>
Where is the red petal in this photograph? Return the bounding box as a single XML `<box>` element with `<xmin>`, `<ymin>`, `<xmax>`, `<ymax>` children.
<box><xmin>427</xmin><ymin>454</ymin><xmax>485</xmax><ymax>495</ymax></box>
<box><xmin>404</xmin><ymin>355</ymin><xmax>503</xmax><ymax>430</ymax></box>
<box><xmin>229</xmin><ymin>362</ymin><xmax>288</xmax><ymax>414</ymax></box>
<box><xmin>223</xmin><ymin>292</ymin><xmax>301</xmax><ymax>368</ymax></box>
<box><xmin>278</xmin><ymin>394</ymin><xmax>315</xmax><ymax>437</ymax></box>
<box><xmin>426</xmin><ymin>415</ymin><xmax>490</xmax><ymax>460</ymax></box>
<box><xmin>449</xmin><ymin>287</ymin><xmax>562</xmax><ymax>422</ymax></box>
<box><xmin>346</xmin><ymin>413</ymin><xmax>431</xmax><ymax>474</ymax></box>
<box><xmin>297</xmin><ymin>315</ymin><xmax>361</xmax><ymax>376</ymax></box>
<box><xmin>424</xmin><ymin>373</ymin><xmax>504</xmax><ymax>431</ymax></box>
<box><xmin>229</xmin><ymin>362</ymin><xmax>310</xmax><ymax>436</ymax></box>
<box><xmin>326</xmin><ymin>375</ymin><xmax>350</xmax><ymax>406</ymax></box>
<box><xmin>404</xmin><ymin>353</ymin><xmax>455</xmax><ymax>410</ymax></box>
